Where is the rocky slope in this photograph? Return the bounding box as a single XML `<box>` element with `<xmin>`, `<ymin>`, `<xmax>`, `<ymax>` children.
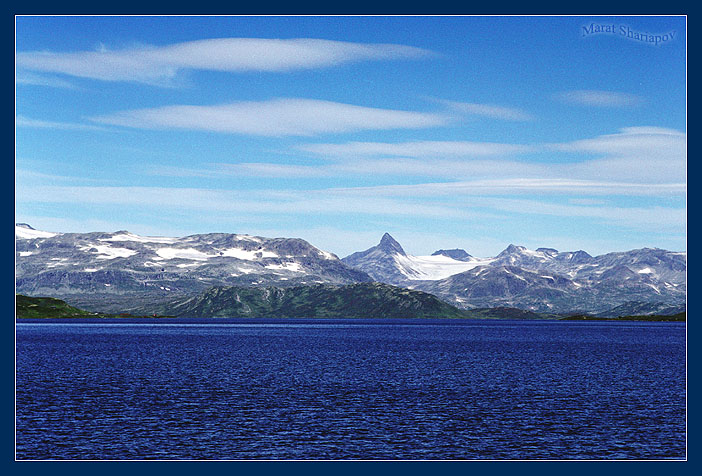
<box><xmin>343</xmin><ymin>234</ymin><xmax>686</xmax><ymax>314</ymax></box>
<box><xmin>15</xmin><ymin>224</ymin><xmax>371</xmax><ymax>312</ymax></box>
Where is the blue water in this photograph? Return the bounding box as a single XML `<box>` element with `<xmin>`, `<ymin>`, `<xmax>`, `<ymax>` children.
<box><xmin>16</xmin><ymin>319</ymin><xmax>686</xmax><ymax>460</ymax></box>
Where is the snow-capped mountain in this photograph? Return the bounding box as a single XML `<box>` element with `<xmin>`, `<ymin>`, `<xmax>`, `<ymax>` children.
<box><xmin>342</xmin><ymin>233</ymin><xmax>493</xmax><ymax>282</ymax></box>
<box><xmin>15</xmin><ymin>225</ymin><xmax>687</xmax><ymax>315</ymax></box>
<box><xmin>342</xmin><ymin>233</ymin><xmax>686</xmax><ymax>314</ymax></box>
<box><xmin>15</xmin><ymin>224</ymin><xmax>371</xmax><ymax>312</ymax></box>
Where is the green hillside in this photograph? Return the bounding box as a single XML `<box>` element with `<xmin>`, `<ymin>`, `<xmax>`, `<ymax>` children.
<box><xmin>16</xmin><ymin>294</ymin><xmax>95</xmax><ymax>318</ymax></box>
<box><xmin>159</xmin><ymin>282</ymin><xmax>470</xmax><ymax>319</ymax></box>
<box><xmin>16</xmin><ymin>294</ymin><xmax>173</xmax><ymax>319</ymax></box>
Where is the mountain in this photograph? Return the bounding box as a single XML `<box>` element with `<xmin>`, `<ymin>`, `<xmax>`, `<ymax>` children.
<box><xmin>342</xmin><ymin>233</ymin><xmax>493</xmax><ymax>283</ymax></box>
<box><xmin>150</xmin><ymin>282</ymin><xmax>469</xmax><ymax>319</ymax></box>
<box><xmin>343</xmin><ymin>234</ymin><xmax>686</xmax><ymax>314</ymax></box>
<box><xmin>431</xmin><ymin>249</ymin><xmax>472</xmax><ymax>261</ymax></box>
<box><xmin>15</xmin><ymin>224</ymin><xmax>371</xmax><ymax>313</ymax></box>
<box><xmin>16</xmin><ymin>225</ymin><xmax>687</xmax><ymax>316</ymax></box>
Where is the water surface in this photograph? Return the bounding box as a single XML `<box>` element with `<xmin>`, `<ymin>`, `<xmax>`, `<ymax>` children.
<box><xmin>16</xmin><ymin>319</ymin><xmax>686</xmax><ymax>460</ymax></box>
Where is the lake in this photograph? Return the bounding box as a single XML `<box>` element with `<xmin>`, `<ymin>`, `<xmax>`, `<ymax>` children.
<box><xmin>15</xmin><ymin>319</ymin><xmax>686</xmax><ymax>460</ymax></box>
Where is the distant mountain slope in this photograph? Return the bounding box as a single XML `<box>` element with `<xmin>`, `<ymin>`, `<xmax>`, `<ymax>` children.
<box><xmin>431</xmin><ymin>249</ymin><xmax>472</xmax><ymax>261</ymax></box>
<box><xmin>16</xmin><ymin>225</ymin><xmax>686</xmax><ymax>316</ymax></box>
<box><xmin>595</xmin><ymin>301</ymin><xmax>686</xmax><ymax>318</ymax></box>
<box><xmin>343</xmin><ymin>234</ymin><xmax>686</xmax><ymax>314</ymax></box>
<box><xmin>16</xmin><ymin>224</ymin><xmax>371</xmax><ymax>312</ymax></box>
<box><xmin>342</xmin><ymin>233</ymin><xmax>492</xmax><ymax>282</ymax></box>
<box><xmin>153</xmin><ymin>282</ymin><xmax>469</xmax><ymax>319</ymax></box>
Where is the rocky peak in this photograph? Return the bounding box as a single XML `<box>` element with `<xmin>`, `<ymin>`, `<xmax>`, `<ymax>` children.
<box><xmin>378</xmin><ymin>233</ymin><xmax>406</xmax><ymax>256</ymax></box>
<box><xmin>497</xmin><ymin>244</ymin><xmax>526</xmax><ymax>257</ymax></box>
<box><xmin>431</xmin><ymin>249</ymin><xmax>473</xmax><ymax>261</ymax></box>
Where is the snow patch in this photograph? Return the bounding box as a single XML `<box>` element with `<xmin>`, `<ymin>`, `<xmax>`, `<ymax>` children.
<box><xmin>394</xmin><ymin>254</ymin><xmax>495</xmax><ymax>281</ymax></box>
<box><xmin>318</xmin><ymin>250</ymin><xmax>337</xmax><ymax>260</ymax></box>
<box><xmin>503</xmin><ymin>268</ymin><xmax>527</xmax><ymax>281</ymax></box>
<box><xmin>265</xmin><ymin>262</ymin><xmax>303</xmax><ymax>273</ymax></box>
<box><xmin>234</xmin><ymin>235</ymin><xmax>262</xmax><ymax>243</ymax></box>
<box><xmin>220</xmin><ymin>247</ymin><xmax>278</xmax><ymax>260</ymax></box>
<box><xmin>101</xmin><ymin>232</ymin><xmax>178</xmax><ymax>244</ymax></box>
<box><xmin>156</xmin><ymin>247</ymin><xmax>214</xmax><ymax>261</ymax></box>
<box><xmin>15</xmin><ymin>226</ymin><xmax>58</xmax><ymax>239</ymax></box>
<box><xmin>637</xmin><ymin>267</ymin><xmax>654</xmax><ymax>274</ymax></box>
<box><xmin>82</xmin><ymin>244</ymin><xmax>137</xmax><ymax>260</ymax></box>
<box><xmin>18</xmin><ymin>251</ymin><xmax>33</xmax><ymax>257</ymax></box>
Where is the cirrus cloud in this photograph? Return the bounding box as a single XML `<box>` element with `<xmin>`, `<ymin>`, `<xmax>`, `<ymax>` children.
<box><xmin>438</xmin><ymin>99</ymin><xmax>534</xmax><ymax>121</ymax></box>
<box><xmin>17</xmin><ymin>38</ymin><xmax>434</xmax><ymax>86</ymax></box>
<box><xmin>299</xmin><ymin>140</ymin><xmax>530</xmax><ymax>158</ymax></box>
<box><xmin>91</xmin><ymin>98</ymin><xmax>448</xmax><ymax>136</ymax></box>
<box><xmin>555</xmin><ymin>90</ymin><xmax>643</xmax><ymax>107</ymax></box>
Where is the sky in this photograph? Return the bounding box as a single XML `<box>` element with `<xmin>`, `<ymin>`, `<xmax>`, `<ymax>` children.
<box><xmin>15</xmin><ymin>15</ymin><xmax>687</xmax><ymax>257</ymax></box>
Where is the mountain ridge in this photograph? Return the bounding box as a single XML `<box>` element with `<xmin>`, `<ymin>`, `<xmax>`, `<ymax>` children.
<box><xmin>16</xmin><ymin>225</ymin><xmax>686</xmax><ymax>315</ymax></box>
<box><xmin>342</xmin><ymin>233</ymin><xmax>686</xmax><ymax>314</ymax></box>
<box><xmin>15</xmin><ymin>224</ymin><xmax>372</xmax><ymax>312</ymax></box>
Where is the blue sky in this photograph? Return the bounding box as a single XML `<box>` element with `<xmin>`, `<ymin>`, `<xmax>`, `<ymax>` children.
<box><xmin>15</xmin><ymin>16</ymin><xmax>686</xmax><ymax>257</ymax></box>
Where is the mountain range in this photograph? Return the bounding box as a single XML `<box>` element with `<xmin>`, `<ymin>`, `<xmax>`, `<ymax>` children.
<box><xmin>16</xmin><ymin>224</ymin><xmax>686</xmax><ymax>316</ymax></box>
<box><xmin>15</xmin><ymin>223</ymin><xmax>370</xmax><ymax>312</ymax></box>
<box><xmin>342</xmin><ymin>234</ymin><xmax>686</xmax><ymax>314</ymax></box>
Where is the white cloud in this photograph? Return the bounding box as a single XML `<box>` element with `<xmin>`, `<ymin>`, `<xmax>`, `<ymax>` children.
<box><xmin>17</xmin><ymin>185</ymin><xmax>474</xmax><ymax>220</ymax></box>
<box><xmin>299</xmin><ymin>140</ymin><xmax>529</xmax><ymax>158</ymax></box>
<box><xmin>555</xmin><ymin>90</ymin><xmax>643</xmax><ymax>107</ymax></box>
<box><xmin>328</xmin><ymin>178</ymin><xmax>685</xmax><ymax>198</ymax></box>
<box><xmin>17</xmin><ymin>182</ymin><xmax>685</xmax><ymax>237</ymax></box>
<box><xmin>16</xmin><ymin>115</ymin><xmax>108</xmax><ymax>132</ymax></box>
<box><xmin>549</xmin><ymin>126</ymin><xmax>687</xmax><ymax>182</ymax></box>
<box><xmin>16</xmin><ymin>72</ymin><xmax>76</xmax><ymax>89</ymax></box>
<box><xmin>439</xmin><ymin>99</ymin><xmax>534</xmax><ymax>121</ymax></box>
<box><xmin>551</xmin><ymin>126</ymin><xmax>685</xmax><ymax>155</ymax></box>
<box><xmin>91</xmin><ymin>98</ymin><xmax>447</xmax><ymax>136</ymax></box>
<box><xmin>217</xmin><ymin>163</ymin><xmax>334</xmax><ymax>178</ymax></box>
<box><xmin>17</xmin><ymin>38</ymin><xmax>433</xmax><ymax>85</ymax></box>
<box><xmin>138</xmin><ymin>126</ymin><xmax>686</xmax><ymax>186</ymax></box>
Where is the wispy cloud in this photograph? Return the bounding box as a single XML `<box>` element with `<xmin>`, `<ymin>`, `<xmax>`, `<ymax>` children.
<box><xmin>17</xmin><ymin>38</ymin><xmax>433</xmax><ymax>86</ymax></box>
<box><xmin>438</xmin><ymin>99</ymin><xmax>534</xmax><ymax>121</ymax></box>
<box><xmin>551</xmin><ymin>126</ymin><xmax>685</xmax><ymax>155</ymax></box>
<box><xmin>555</xmin><ymin>90</ymin><xmax>643</xmax><ymax>107</ymax></box>
<box><xmin>328</xmin><ymin>178</ymin><xmax>685</xmax><ymax>198</ymax></box>
<box><xmin>16</xmin><ymin>184</ymin><xmax>475</xmax><ymax>220</ymax></box>
<box><xmin>549</xmin><ymin>126</ymin><xmax>686</xmax><ymax>182</ymax></box>
<box><xmin>91</xmin><ymin>98</ymin><xmax>447</xmax><ymax>136</ymax></box>
<box><xmin>17</xmin><ymin>182</ymin><xmax>685</xmax><ymax>236</ymax></box>
<box><xmin>294</xmin><ymin>126</ymin><xmax>686</xmax><ymax>184</ymax></box>
<box><xmin>146</xmin><ymin>163</ymin><xmax>328</xmax><ymax>179</ymax></box>
<box><xmin>16</xmin><ymin>115</ymin><xmax>108</xmax><ymax>132</ymax></box>
<box><xmin>16</xmin><ymin>72</ymin><xmax>76</xmax><ymax>89</ymax></box>
<box><xmin>299</xmin><ymin>140</ymin><xmax>529</xmax><ymax>158</ymax></box>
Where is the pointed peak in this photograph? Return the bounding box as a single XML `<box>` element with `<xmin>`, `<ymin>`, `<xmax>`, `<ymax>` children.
<box><xmin>16</xmin><ymin>223</ymin><xmax>34</xmax><ymax>230</ymax></box>
<box><xmin>378</xmin><ymin>233</ymin><xmax>406</xmax><ymax>256</ymax></box>
<box><xmin>498</xmin><ymin>244</ymin><xmax>526</xmax><ymax>256</ymax></box>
